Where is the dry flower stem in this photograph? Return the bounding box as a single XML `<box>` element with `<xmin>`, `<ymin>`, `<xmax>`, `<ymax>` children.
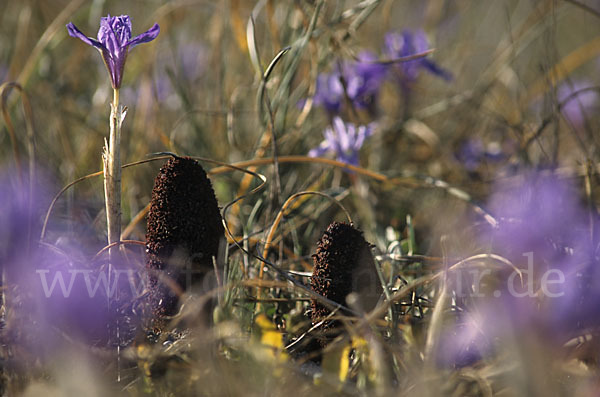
<box><xmin>103</xmin><ymin>88</ymin><xmax>122</xmax><ymax>263</ymax></box>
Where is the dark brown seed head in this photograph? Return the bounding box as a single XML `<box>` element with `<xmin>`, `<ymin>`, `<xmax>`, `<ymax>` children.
<box><xmin>310</xmin><ymin>222</ymin><xmax>380</xmax><ymax>333</ymax></box>
<box><xmin>146</xmin><ymin>156</ymin><xmax>224</xmax><ymax>317</ymax></box>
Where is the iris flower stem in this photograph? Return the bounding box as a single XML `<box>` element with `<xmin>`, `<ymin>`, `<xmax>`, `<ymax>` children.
<box><xmin>104</xmin><ymin>88</ymin><xmax>122</xmax><ymax>264</ymax></box>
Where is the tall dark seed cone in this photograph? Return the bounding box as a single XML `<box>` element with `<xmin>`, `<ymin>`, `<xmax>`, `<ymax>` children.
<box><xmin>310</xmin><ymin>222</ymin><xmax>381</xmax><ymax>346</ymax></box>
<box><xmin>146</xmin><ymin>156</ymin><xmax>224</xmax><ymax>319</ymax></box>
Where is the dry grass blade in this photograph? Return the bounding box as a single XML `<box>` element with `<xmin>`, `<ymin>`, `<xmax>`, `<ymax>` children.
<box><xmin>16</xmin><ymin>0</ymin><xmax>85</xmax><ymax>87</ymax></box>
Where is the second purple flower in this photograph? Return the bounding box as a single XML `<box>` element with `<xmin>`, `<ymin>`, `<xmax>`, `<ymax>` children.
<box><xmin>308</xmin><ymin>117</ymin><xmax>375</xmax><ymax>167</ymax></box>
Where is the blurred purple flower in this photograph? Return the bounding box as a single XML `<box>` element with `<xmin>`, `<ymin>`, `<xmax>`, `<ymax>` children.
<box><xmin>154</xmin><ymin>42</ymin><xmax>208</xmax><ymax>103</ymax></box>
<box><xmin>484</xmin><ymin>174</ymin><xmax>600</xmax><ymax>336</ymax></box>
<box><xmin>383</xmin><ymin>29</ymin><xmax>452</xmax><ymax>86</ymax></box>
<box><xmin>438</xmin><ymin>172</ymin><xmax>600</xmax><ymax>367</ymax></box>
<box><xmin>557</xmin><ymin>80</ymin><xmax>598</xmax><ymax>128</ymax></box>
<box><xmin>67</xmin><ymin>14</ymin><xmax>160</xmax><ymax>89</ymax></box>
<box><xmin>0</xmin><ymin>169</ymin><xmax>142</xmax><ymax>350</ymax></box>
<box><xmin>178</xmin><ymin>43</ymin><xmax>208</xmax><ymax>82</ymax></box>
<box><xmin>313</xmin><ymin>51</ymin><xmax>387</xmax><ymax>113</ymax></box>
<box><xmin>487</xmin><ymin>173</ymin><xmax>587</xmax><ymax>261</ymax></box>
<box><xmin>308</xmin><ymin>117</ymin><xmax>375</xmax><ymax>166</ymax></box>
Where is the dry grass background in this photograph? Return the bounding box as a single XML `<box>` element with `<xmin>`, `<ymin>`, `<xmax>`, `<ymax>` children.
<box><xmin>1</xmin><ymin>0</ymin><xmax>600</xmax><ymax>395</ymax></box>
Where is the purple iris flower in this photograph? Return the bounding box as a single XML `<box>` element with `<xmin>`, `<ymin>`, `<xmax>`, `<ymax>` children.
<box><xmin>308</xmin><ymin>117</ymin><xmax>375</xmax><ymax>166</ymax></box>
<box><xmin>313</xmin><ymin>51</ymin><xmax>387</xmax><ymax>113</ymax></box>
<box><xmin>67</xmin><ymin>15</ymin><xmax>160</xmax><ymax>89</ymax></box>
<box><xmin>384</xmin><ymin>29</ymin><xmax>452</xmax><ymax>85</ymax></box>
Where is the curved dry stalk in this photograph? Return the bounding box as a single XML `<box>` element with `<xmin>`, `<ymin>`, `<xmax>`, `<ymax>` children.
<box><xmin>256</xmin><ymin>191</ymin><xmax>353</xmax><ymax>309</ymax></box>
<box><xmin>262</xmin><ymin>191</ymin><xmax>353</xmax><ymax>261</ymax></box>
<box><xmin>365</xmin><ymin>253</ymin><xmax>521</xmax><ymax>324</ymax></box>
<box><xmin>525</xmin><ymin>35</ymin><xmax>600</xmax><ymax>105</ymax></box>
<box><xmin>91</xmin><ymin>240</ymin><xmax>146</xmax><ymax>263</ymax></box>
<box><xmin>210</xmin><ymin>155</ymin><xmax>498</xmax><ymax>226</ymax></box>
<box><xmin>121</xmin><ymin>203</ymin><xmax>150</xmax><ymax>240</ymax></box>
<box><xmin>41</xmin><ymin>154</ymin><xmax>267</xmax><ymax>245</ymax></box>
<box><xmin>40</xmin><ymin>156</ymin><xmax>172</xmax><ymax>240</ymax></box>
<box><xmin>16</xmin><ymin>0</ymin><xmax>85</xmax><ymax>86</ymax></box>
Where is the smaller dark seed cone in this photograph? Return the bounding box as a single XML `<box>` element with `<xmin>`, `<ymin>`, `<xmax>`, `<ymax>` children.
<box><xmin>146</xmin><ymin>156</ymin><xmax>224</xmax><ymax>321</ymax></box>
<box><xmin>310</xmin><ymin>222</ymin><xmax>381</xmax><ymax>346</ymax></box>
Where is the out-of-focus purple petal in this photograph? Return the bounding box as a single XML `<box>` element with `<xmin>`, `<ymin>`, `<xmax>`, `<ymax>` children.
<box><xmin>384</xmin><ymin>29</ymin><xmax>451</xmax><ymax>85</ymax></box>
<box><xmin>436</xmin><ymin>309</ymin><xmax>492</xmax><ymax>368</ymax></box>
<box><xmin>558</xmin><ymin>80</ymin><xmax>598</xmax><ymax>128</ymax></box>
<box><xmin>354</xmin><ymin>51</ymin><xmax>388</xmax><ymax>87</ymax></box>
<box><xmin>313</xmin><ymin>74</ymin><xmax>343</xmax><ymax>113</ymax></box>
<box><xmin>333</xmin><ymin>117</ymin><xmax>351</xmax><ymax>153</ymax></box>
<box><xmin>384</xmin><ymin>32</ymin><xmax>404</xmax><ymax>57</ymax></box>
<box><xmin>308</xmin><ymin>140</ymin><xmax>330</xmax><ymax>158</ymax></box>
<box><xmin>0</xmin><ymin>64</ymin><xmax>7</xmax><ymax>83</ymax></box>
<box><xmin>412</xmin><ymin>29</ymin><xmax>430</xmax><ymax>53</ymax></box>
<box><xmin>353</xmin><ymin>124</ymin><xmax>372</xmax><ymax>150</ymax></box>
<box><xmin>480</xmin><ymin>172</ymin><xmax>600</xmax><ymax>339</ymax></box>
<box><xmin>179</xmin><ymin>43</ymin><xmax>208</xmax><ymax>81</ymax></box>
<box><xmin>127</xmin><ymin>23</ymin><xmax>160</xmax><ymax>48</ymax></box>
<box><xmin>422</xmin><ymin>59</ymin><xmax>453</xmax><ymax>81</ymax></box>
<box><xmin>312</xmin><ymin>51</ymin><xmax>387</xmax><ymax>113</ymax></box>
<box><xmin>324</xmin><ymin>125</ymin><xmax>341</xmax><ymax>155</ymax></box>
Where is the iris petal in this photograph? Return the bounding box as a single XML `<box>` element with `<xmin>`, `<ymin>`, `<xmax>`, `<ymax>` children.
<box><xmin>127</xmin><ymin>23</ymin><xmax>160</xmax><ymax>49</ymax></box>
<box><xmin>66</xmin><ymin>22</ymin><xmax>105</xmax><ymax>51</ymax></box>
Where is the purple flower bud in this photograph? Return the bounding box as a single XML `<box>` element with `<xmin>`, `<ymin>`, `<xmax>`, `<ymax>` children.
<box><xmin>67</xmin><ymin>14</ymin><xmax>159</xmax><ymax>89</ymax></box>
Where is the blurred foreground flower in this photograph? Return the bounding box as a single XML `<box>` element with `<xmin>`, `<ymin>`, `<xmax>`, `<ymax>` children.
<box><xmin>67</xmin><ymin>14</ymin><xmax>160</xmax><ymax>89</ymax></box>
<box><xmin>384</xmin><ymin>30</ymin><xmax>451</xmax><ymax>87</ymax></box>
<box><xmin>439</xmin><ymin>172</ymin><xmax>600</xmax><ymax>368</ymax></box>
<box><xmin>313</xmin><ymin>52</ymin><xmax>387</xmax><ymax>113</ymax></box>
<box><xmin>308</xmin><ymin>117</ymin><xmax>375</xmax><ymax>167</ymax></box>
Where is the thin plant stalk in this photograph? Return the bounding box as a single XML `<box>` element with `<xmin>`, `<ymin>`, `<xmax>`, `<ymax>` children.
<box><xmin>104</xmin><ymin>87</ymin><xmax>125</xmax><ymax>381</ymax></box>
<box><xmin>103</xmin><ymin>87</ymin><xmax>123</xmax><ymax>264</ymax></box>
